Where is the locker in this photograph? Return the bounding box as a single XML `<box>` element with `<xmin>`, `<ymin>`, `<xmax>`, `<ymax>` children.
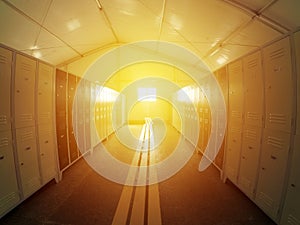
<box><xmin>295</xmin><ymin>31</ymin><xmax>300</xmax><ymax>134</ymax></box>
<box><xmin>15</xmin><ymin>127</ymin><xmax>41</xmax><ymax>198</ymax></box>
<box><xmin>225</xmin><ymin>123</ymin><xmax>242</xmax><ymax>184</ymax></box>
<box><xmin>55</xmin><ymin>69</ymin><xmax>67</xmax><ymax>131</ymax></box>
<box><xmin>243</xmin><ymin>51</ymin><xmax>264</xmax><ymax>127</ymax></box>
<box><xmin>238</xmin><ymin>126</ymin><xmax>262</xmax><ymax>199</ymax></box>
<box><xmin>56</xmin><ymin>128</ymin><xmax>69</xmax><ymax>170</ymax></box>
<box><xmin>38</xmin><ymin>124</ymin><xmax>56</xmax><ymax>184</ymax></box>
<box><xmin>76</xmin><ymin>79</ymin><xmax>85</xmax><ymax>152</ymax></box>
<box><xmin>256</xmin><ymin>128</ymin><xmax>290</xmax><ymax>221</ymax></box>
<box><xmin>280</xmin><ymin>135</ymin><xmax>300</xmax><ymax>225</ymax></box>
<box><xmin>228</xmin><ymin>60</ymin><xmax>244</xmax><ymax>124</ymax></box>
<box><xmin>84</xmin><ymin>80</ymin><xmax>91</xmax><ymax>151</ymax></box>
<box><xmin>214</xmin><ymin>137</ymin><xmax>225</xmax><ymax>170</ymax></box>
<box><xmin>68</xmin><ymin>74</ymin><xmax>79</xmax><ymax>162</ymax></box>
<box><xmin>0</xmin><ymin>130</ymin><xmax>20</xmax><ymax>216</ymax></box>
<box><xmin>37</xmin><ymin>62</ymin><xmax>54</xmax><ymax>125</ymax></box>
<box><xmin>14</xmin><ymin>54</ymin><xmax>36</xmax><ymax>128</ymax></box>
<box><xmin>263</xmin><ymin>37</ymin><xmax>293</xmax><ymax>132</ymax></box>
<box><xmin>0</xmin><ymin>47</ymin><xmax>12</xmax><ymax>131</ymax></box>
<box><xmin>214</xmin><ymin>66</ymin><xmax>228</xmax><ymax>106</ymax></box>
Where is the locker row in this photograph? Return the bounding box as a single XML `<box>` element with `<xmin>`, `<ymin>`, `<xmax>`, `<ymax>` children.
<box><xmin>219</xmin><ymin>32</ymin><xmax>300</xmax><ymax>224</ymax></box>
<box><xmin>0</xmin><ymin>46</ymin><xmax>57</xmax><ymax>217</ymax></box>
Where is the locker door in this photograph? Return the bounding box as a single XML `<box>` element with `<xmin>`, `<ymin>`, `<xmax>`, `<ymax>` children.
<box><xmin>295</xmin><ymin>31</ymin><xmax>300</xmax><ymax>134</ymax></box>
<box><xmin>225</xmin><ymin>124</ymin><xmax>242</xmax><ymax>184</ymax></box>
<box><xmin>238</xmin><ymin>126</ymin><xmax>262</xmax><ymax>199</ymax></box>
<box><xmin>84</xmin><ymin>80</ymin><xmax>91</xmax><ymax>151</ymax></box>
<box><xmin>280</xmin><ymin>135</ymin><xmax>300</xmax><ymax>225</ymax></box>
<box><xmin>55</xmin><ymin>69</ymin><xmax>67</xmax><ymax>131</ymax></box>
<box><xmin>16</xmin><ymin>127</ymin><xmax>41</xmax><ymax>198</ymax></box>
<box><xmin>0</xmin><ymin>47</ymin><xmax>12</xmax><ymax>132</ymax></box>
<box><xmin>228</xmin><ymin>60</ymin><xmax>244</xmax><ymax>124</ymax></box>
<box><xmin>56</xmin><ymin>128</ymin><xmax>69</xmax><ymax>170</ymax></box>
<box><xmin>256</xmin><ymin>128</ymin><xmax>290</xmax><ymax>220</ymax></box>
<box><xmin>0</xmin><ymin>130</ymin><xmax>20</xmax><ymax>216</ymax></box>
<box><xmin>14</xmin><ymin>54</ymin><xmax>36</xmax><ymax>128</ymax></box>
<box><xmin>68</xmin><ymin>74</ymin><xmax>79</xmax><ymax>162</ymax></box>
<box><xmin>263</xmin><ymin>37</ymin><xmax>293</xmax><ymax>132</ymax></box>
<box><xmin>214</xmin><ymin>66</ymin><xmax>228</xmax><ymax>106</ymax></box>
<box><xmin>76</xmin><ymin>78</ymin><xmax>85</xmax><ymax>152</ymax></box>
<box><xmin>37</xmin><ymin>62</ymin><xmax>54</xmax><ymax>125</ymax></box>
<box><xmin>38</xmin><ymin>124</ymin><xmax>56</xmax><ymax>184</ymax></box>
<box><xmin>243</xmin><ymin>51</ymin><xmax>264</xmax><ymax>127</ymax></box>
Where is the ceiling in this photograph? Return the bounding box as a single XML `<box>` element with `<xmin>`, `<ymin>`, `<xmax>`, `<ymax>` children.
<box><xmin>1</xmin><ymin>0</ymin><xmax>299</xmax><ymax>71</ymax></box>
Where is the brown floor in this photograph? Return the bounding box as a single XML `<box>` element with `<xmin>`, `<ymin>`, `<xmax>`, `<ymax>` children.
<box><xmin>0</xmin><ymin>126</ymin><xmax>276</xmax><ymax>225</ymax></box>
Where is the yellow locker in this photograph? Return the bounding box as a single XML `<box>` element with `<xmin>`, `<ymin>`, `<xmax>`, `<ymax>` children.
<box><xmin>15</xmin><ymin>127</ymin><xmax>41</xmax><ymax>198</ymax></box>
<box><xmin>0</xmin><ymin>47</ymin><xmax>12</xmax><ymax>131</ymax></box>
<box><xmin>84</xmin><ymin>80</ymin><xmax>91</xmax><ymax>151</ymax></box>
<box><xmin>243</xmin><ymin>51</ymin><xmax>264</xmax><ymax>127</ymax></box>
<box><xmin>0</xmin><ymin>130</ymin><xmax>19</xmax><ymax>216</ymax></box>
<box><xmin>295</xmin><ymin>31</ymin><xmax>300</xmax><ymax>134</ymax></box>
<box><xmin>256</xmin><ymin>128</ymin><xmax>290</xmax><ymax>221</ymax></box>
<box><xmin>225</xmin><ymin>123</ymin><xmax>242</xmax><ymax>184</ymax></box>
<box><xmin>280</xmin><ymin>135</ymin><xmax>300</xmax><ymax>225</ymax></box>
<box><xmin>228</xmin><ymin>60</ymin><xmax>244</xmax><ymax>124</ymax></box>
<box><xmin>214</xmin><ymin>66</ymin><xmax>228</xmax><ymax>106</ymax></box>
<box><xmin>14</xmin><ymin>54</ymin><xmax>36</xmax><ymax>128</ymax></box>
<box><xmin>38</xmin><ymin>124</ymin><xmax>56</xmax><ymax>184</ymax></box>
<box><xmin>37</xmin><ymin>62</ymin><xmax>54</xmax><ymax>125</ymax></box>
<box><xmin>238</xmin><ymin>126</ymin><xmax>262</xmax><ymax>199</ymax></box>
<box><xmin>263</xmin><ymin>37</ymin><xmax>293</xmax><ymax>132</ymax></box>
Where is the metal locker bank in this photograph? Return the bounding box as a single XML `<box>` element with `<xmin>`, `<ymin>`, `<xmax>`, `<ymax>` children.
<box><xmin>0</xmin><ymin>1</ymin><xmax>300</xmax><ymax>225</ymax></box>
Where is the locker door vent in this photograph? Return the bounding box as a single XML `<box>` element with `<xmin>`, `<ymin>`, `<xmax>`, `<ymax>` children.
<box><xmin>247</xmin><ymin>58</ymin><xmax>258</xmax><ymax>68</ymax></box>
<box><xmin>268</xmin><ymin>113</ymin><xmax>287</xmax><ymax>125</ymax></box>
<box><xmin>287</xmin><ymin>214</ymin><xmax>300</xmax><ymax>225</ymax></box>
<box><xmin>21</xmin><ymin>62</ymin><xmax>33</xmax><ymax>72</ymax></box>
<box><xmin>19</xmin><ymin>114</ymin><xmax>33</xmax><ymax>123</ymax></box>
<box><xmin>20</xmin><ymin>131</ymin><xmax>34</xmax><ymax>142</ymax></box>
<box><xmin>231</xmin><ymin>110</ymin><xmax>242</xmax><ymax>119</ymax></box>
<box><xmin>39</xmin><ymin>112</ymin><xmax>51</xmax><ymax>120</ymax></box>
<box><xmin>247</xmin><ymin>112</ymin><xmax>260</xmax><ymax>121</ymax></box>
<box><xmin>257</xmin><ymin>192</ymin><xmax>274</xmax><ymax>209</ymax></box>
<box><xmin>0</xmin><ymin>137</ymin><xmax>9</xmax><ymax>148</ymax></box>
<box><xmin>269</xmin><ymin>48</ymin><xmax>285</xmax><ymax>61</ymax></box>
<box><xmin>0</xmin><ymin>192</ymin><xmax>19</xmax><ymax>215</ymax></box>
<box><xmin>245</xmin><ymin>130</ymin><xmax>257</xmax><ymax>140</ymax></box>
<box><xmin>0</xmin><ymin>115</ymin><xmax>8</xmax><ymax>125</ymax></box>
<box><xmin>0</xmin><ymin>55</ymin><xmax>10</xmax><ymax>64</ymax></box>
<box><xmin>230</xmin><ymin>126</ymin><xmax>242</xmax><ymax>134</ymax></box>
<box><xmin>267</xmin><ymin>136</ymin><xmax>283</xmax><ymax>149</ymax></box>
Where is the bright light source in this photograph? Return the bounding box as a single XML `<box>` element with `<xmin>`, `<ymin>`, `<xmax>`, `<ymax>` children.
<box><xmin>138</xmin><ymin>88</ymin><xmax>156</xmax><ymax>102</ymax></box>
<box><xmin>33</xmin><ymin>51</ymin><xmax>42</xmax><ymax>59</ymax></box>
<box><xmin>67</xmin><ymin>19</ymin><xmax>81</xmax><ymax>31</ymax></box>
<box><xmin>217</xmin><ymin>55</ymin><xmax>228</xmax><ymax>65</ymax></box>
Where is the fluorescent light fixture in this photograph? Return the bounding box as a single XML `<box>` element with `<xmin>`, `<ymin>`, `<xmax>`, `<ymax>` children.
<box><xmin>95</xmin><ymin>0</ymin><xmax>102</xmax><ymax>10</ymax></box>
<box><xmin>217</xmin><ymin>55</ymin><xmax>228</xmax><ymax>65</ymax></box>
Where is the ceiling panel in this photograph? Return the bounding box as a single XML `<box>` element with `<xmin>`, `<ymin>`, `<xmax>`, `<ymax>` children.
<box><xmin>229</xmin><ymin>19</ymin><xmax>281</xmax><ymax>47</ymax></box>
<box><xmin>7</xmin><ymin>0</ymin><xmax>51</xmax><ymax>24</ymax></box>
<box><xmin>263</xmin><ymin>0</ymin><xmax>300</xmax><ymax>29</ymax></box>
<box><xmin>231</xmin><ymin>0</ymin><xmax>271</xmax><ymax>11</ymax></box>
<box><xmin>207</xmin><ymin>44</ymin><xmax>257</xmax><ymax>71</ymax></box>
<box><xmin>0</xmin><ymin>1</ymin><xmax>40</xmax><ymax>50</ymax></box>
<box><xmin>43</xmin><ymin>0</ymin><xmax>116</xmax><ymax>54</ymax></box>
<box><xmin>100</xmin><ymin>0</ymin><xmax>161</xmax><ymax>42</ymax></box>
<box><xmin>164</xmin><ymin>0</ymin><xmax>251</xmax><ymax>44</ymax></box>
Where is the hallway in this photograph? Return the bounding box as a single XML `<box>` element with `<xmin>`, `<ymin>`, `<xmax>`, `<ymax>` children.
<box><xmin>1</xmin><ymin>125</ymin><xmax>275</xmax><ymax>225</ymax></box>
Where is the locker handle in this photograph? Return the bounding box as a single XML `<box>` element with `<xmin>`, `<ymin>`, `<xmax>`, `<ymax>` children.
<box><xmin>270</xmin><ymin>155</ymin><xmax>277</xmax><ymax>160</ymax></box>
<box><xmin>60</xmin><ymin>135</ymin><xmax>64</xmax><ymax>138</ymax></box>
<box><xmin>248</xmin><ymin>146</ymin><xmax>253</xmax><ymax>150</ymax></box>
<box><xmin>25</xmin><ymin>146</ymin><xmax>31</xmax><ymax>151</ymax></box>
<box><xmin>16</xmin><ymin>90</ymin><xmax>20</xmax><ymax>93</ymax></box>
<box><xmin>20</xmin><ymin>162</ymin><xmax>24</xmax><ymax>166</ymax></box>
<box><xmin>41</xmin><ymin>153</ymin><xmax>45</xmax><ymax>156</ymax></box>
<box><xmin>0</xmin><ymin>155</ymin><xmax>4</xmax><ymax>160</ymax></box>
<box><xmin>45</xmin><ymin>140</ymin><xmax>49</xmax><ymax>144</ymax></box>
<box><xmin>233</xmin><ymin>139</ymin><xmax>236</xmax><ymax>143</ymax></box>
<box><xmin>262</xmin><ymin>167</ymin><xmax>266</xmax><ymax>170</ymax></box>
<box><xmin>291</xmin><ymin>184</ymin><xmax>296</xmax><ymax>188</ymax></box>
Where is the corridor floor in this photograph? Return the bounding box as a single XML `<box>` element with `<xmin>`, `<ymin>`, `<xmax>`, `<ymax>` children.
<box><xmin>0</xmin><ymin>125</ymin><xmax>276</xmax><ymax>225</ymax></box>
